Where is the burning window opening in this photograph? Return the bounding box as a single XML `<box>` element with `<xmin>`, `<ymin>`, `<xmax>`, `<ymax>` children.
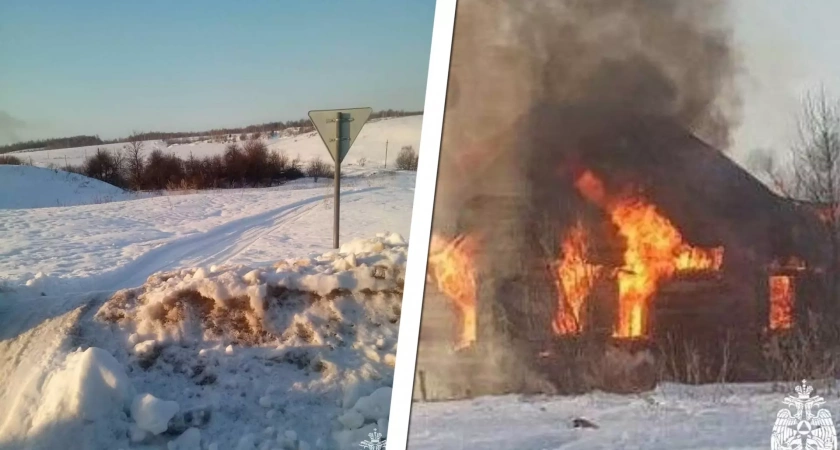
<box><xmin>574</xmin><ymin>170</ymin><xmax>725</xmax><ymax>338</ymax></box>
<box><xmin>427</xmin><ymin>234</ymin><xmax>479</xmax><ymax>349</ymax></box>
<box><xmin>554</xmin><ymin>221</ymin><xmax>602</xmax><ymax>335</ymax></box>
<box><xmin>768</xmin><ymin>275</ymin><xmax>794</xmax><ymax>331</ymax></box>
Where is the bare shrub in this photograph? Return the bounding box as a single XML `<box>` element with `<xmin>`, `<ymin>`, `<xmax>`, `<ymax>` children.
<box><xmin>763</xmin><ymin>310</ymin><xmax>840</xmax><ymax>383</ymax></box>
<box><xmin>242</xmin><ymin>138</ymin><xmax>269</xmax><ymax>186</ymax></box>
<box><xmin>223</xmin><ymin>143</ymin><xmax>247</xmax><ymax>186</ymax></box>
<box><xmin>84</xmin><ymin>148</ymin><xmax>127</xmax><ymax>188</ymax></box>
<box><xmin>306</xmin><ymin>157</ymin><xmax>333</xmax><ymax>182</ymax></box>
<box><xmin>396</xmin><ymin>145</ymin><xmax>419</xmax><ymax>171</ymax></box>
<box><xmin>124</xmin><ymin>132</ymin><xmax>145</xmax><ymax>190</ymax></box>
<box><xmin>183</xmin><ymin>152</ymin><xmax>206</xmax><ymax>189</ymax></box>
<box><xmin>0</xmin><ymin>155</ymin><xmax>22</xmax><ymax>165</ymax></box>
<box><xmin>267</xmin><ymin>150</ymin><xmax>296</xmax><ymax>184</ymax></box>
<box><xmin>144</xmin><ymin>149</ymin><xmax>184</xmax><ymax>190</ymax></box>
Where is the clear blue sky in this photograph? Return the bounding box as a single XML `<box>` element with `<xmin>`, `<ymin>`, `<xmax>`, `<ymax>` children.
<box><xmin>0</xmin><ymin>0</ymin><xmax>436</xmax><ymax>144</ymax></box>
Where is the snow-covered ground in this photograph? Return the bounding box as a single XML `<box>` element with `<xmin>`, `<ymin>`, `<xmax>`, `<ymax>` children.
<box><xmin>0</xmin><ymin>116</ymin><xmax>422</xmax><ymax>450</ymax></box>
<box><xmin>407</xmin><ymin>382</ymin><xmax>840</xmax><ymax>450</ymax></box>
<box><xmin>0</xmin><ymin>165</ymin><xmax>141</xmax><ymax>209</ymax></box>
<box><xmin>9</xmin><ymin>116</ymin><xmax>421</xmax><ymax>176</ymax></box>
<box><xmin>0</xmin><ymin>172</ymin><xmax>414</xmax><ymax>297</ymax></box>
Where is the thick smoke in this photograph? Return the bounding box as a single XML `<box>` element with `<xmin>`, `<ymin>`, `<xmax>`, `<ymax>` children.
<box><xmin>459</xmin><ymin>0</ymin><xmax>738</xmax><ymax>145</ymax></box>
<box><xmin>436</xmin><ymin>0</ymin><xmax>740</xmax><ymax>232</ymax></box>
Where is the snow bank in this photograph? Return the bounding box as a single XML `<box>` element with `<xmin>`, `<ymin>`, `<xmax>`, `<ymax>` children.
<box><xmin>84</xmin><ymin>233</ymin><xmax>407</xmax><ymax>449</ymax></box>
<box><xmin>0</xmin><ymin>165</ymin><xmax>136</xmax><ymax>209</ymax></box>
<box><xmin>0</xmin><ymin>347</ymin><xmax>135</xmax><ymax>449</ymax></box>
<box><xmin>96</xmin><ymin>232</ymin><xmax>406</xmax><ymax>346</ymax></box>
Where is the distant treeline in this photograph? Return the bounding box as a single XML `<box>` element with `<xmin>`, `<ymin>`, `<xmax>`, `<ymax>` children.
<box><xmin>0</xmin><ymin>139</ymin><xmax>420</xmax><ymax>192</ymax></box>
<box><xmin>0</xmin><ymin>109</ymin><xmax>423</xmax><ymax>154</ymax></box>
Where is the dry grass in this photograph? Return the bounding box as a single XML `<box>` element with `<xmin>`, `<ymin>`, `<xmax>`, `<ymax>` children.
<box><xmin>97</xmin><ymin>288</ymin><xmax>273</xmax><ymax>346</ymax></box>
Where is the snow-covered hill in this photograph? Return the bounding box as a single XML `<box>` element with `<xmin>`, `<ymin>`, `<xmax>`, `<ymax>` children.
<box><xmin>0</xmin><ymin>165</ymin><xmax>138</xmax><ymax>209</ymax></box>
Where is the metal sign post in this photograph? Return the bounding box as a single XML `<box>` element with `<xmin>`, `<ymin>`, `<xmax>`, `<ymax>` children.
<box><xmin>308</xmin><ymin>107</ymin><xmax>373</xmax><ymax>249</ymax></box>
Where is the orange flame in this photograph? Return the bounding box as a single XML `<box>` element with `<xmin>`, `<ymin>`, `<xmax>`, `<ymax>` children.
<box><xmin>575</xmin><ymin>170</ymin><xmax>724</xmax><ymax>338</ymax></box>
<box><xmin>427</xmin><ymin>234</ymin><xmax>478</xmax><ymax>348</ymax></box>
<box><xmin>555</xmin><ymin>222</ymin><xmax>602</xmax><ymax>334</ymax></box>
<box><xmin>769</xmin><ymin>275</ymin><xmax>794</xmax><ymax>330</ymax></box>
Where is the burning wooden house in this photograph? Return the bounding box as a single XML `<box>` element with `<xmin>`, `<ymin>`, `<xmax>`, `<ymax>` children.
<box><xmin>416</xmin><ymin>105</ymin><xmax>831</xmax><ymax>400</ymax></box>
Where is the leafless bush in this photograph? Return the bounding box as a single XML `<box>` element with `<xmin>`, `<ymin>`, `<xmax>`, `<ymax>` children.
<box><xmin>358</xmin><ymin>157</ymin><xmax>367</xmax><ymax>167</ymax></box>
<box><xmin>306</xmin><ymin>157</ymin><xmax>333</xmax><ymax>182</ymax></box>
<box><xmin>656</xmin><ymin>334</ymin><xmax>717</xmax><ymax>385</ymax></box>
<box><xmin>268</xmin><ymin>150</ymin><xmax>289</xmax><ymax>172</ymax></box>
<box><xmin>396</xmin><ymin>145</ymin><xmax>419</xmax><ymax>171</ymax></box>
<box><xmin>0</xmin><ymin>155</ymin><xmax>22</xmax><ymax>165</ymax></box>
<box><xmin>224</xmin><ymin>143</ymin><xmax>247</xmax><ymax>185</ymax></box>
<box><xmin>763</xmin><ymin>310</ymin><xmax>840</xmax><ymax>384</ymax></box>
<box><xmin>243</xmin><ymin>138</ymin><xmax>269</xmax><ymax>186</ymax></box>
<box><xmin>144</xmin><ymin>149</ymin><xmax>184</xmax><ymax>190</ymax></box>
<box><xmin>84</xmin><ymin>148</ymin><xmax>127</xmax><ymax>188</ymax></box>
<box><xmin>124</xmin><ymin>132</ymin><xmax>145</xmax><ymax>190</ymax></box>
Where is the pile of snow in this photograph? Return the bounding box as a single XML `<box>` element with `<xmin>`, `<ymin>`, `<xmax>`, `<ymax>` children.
<box><xmin>0</xmin><ymin>347</ymin><xmax>136</xmax><ymax>449</ymax></box>
<box><xmin>19</xmin><ymin>232</ymin><xmax>406</xmax><ymax>450</ymax></box>
<box><xmin>0</xmin><ymin>165</ymin><xmax>136</xmax><ymax>209</ymax></box>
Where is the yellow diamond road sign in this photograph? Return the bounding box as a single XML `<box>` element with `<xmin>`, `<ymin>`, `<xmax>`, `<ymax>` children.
<box><xmin>308</xmin><ymin>107</ymin><xmax>373</xmax><ymax>164</ymax></box>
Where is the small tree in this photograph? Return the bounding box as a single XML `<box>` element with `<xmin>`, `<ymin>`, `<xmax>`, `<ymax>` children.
<box><xmin>396</xmin><ymin>145</ymin><xmax>419</xmax><ymax>171</ymax></box>
<box><xmin>792</xmin><ymin>88</ymin><xmax>840</xmax><ymax>311</ymax></box>
<box><xmin>753</xmin><ymin>87</ymin><xmax>840</xmax><ymax>316</ymax></box>
<box><xmin>124</xmin><ymin>131</ymin><xmax>145</xmax><ymax>190</ymax></box>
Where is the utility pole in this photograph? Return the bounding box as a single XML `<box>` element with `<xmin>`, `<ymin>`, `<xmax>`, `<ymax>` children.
<box><xmin>384</xmin><ymin>140</ymin><xmax>389</xmax><ymax>169</ymax></box>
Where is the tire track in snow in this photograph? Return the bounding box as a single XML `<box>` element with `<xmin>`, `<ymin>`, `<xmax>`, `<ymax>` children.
<box><xmin>93</xmin><ymin>187</ymin><xmax>382</xmax><ymax>292</ymax></box>
<box><xmin>191</xmin><ymin>195</ymin><xmax>319</xmax><ymax>267</ymax></box>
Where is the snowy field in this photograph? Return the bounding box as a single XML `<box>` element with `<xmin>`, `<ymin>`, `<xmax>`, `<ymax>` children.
<box><xmin>9</xmin><ymin>116</ymin><xmax>422</xmax><ymax>176</ymax></box>
<box><xmin>407</xmin><ymin>382</ymin><xmax>840</xmax><ymax>449</ymax></box>
<box><xmin>0</xmin><ymin>116</ymin><xmax>422</xmax><ymax>450</ymax></box>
